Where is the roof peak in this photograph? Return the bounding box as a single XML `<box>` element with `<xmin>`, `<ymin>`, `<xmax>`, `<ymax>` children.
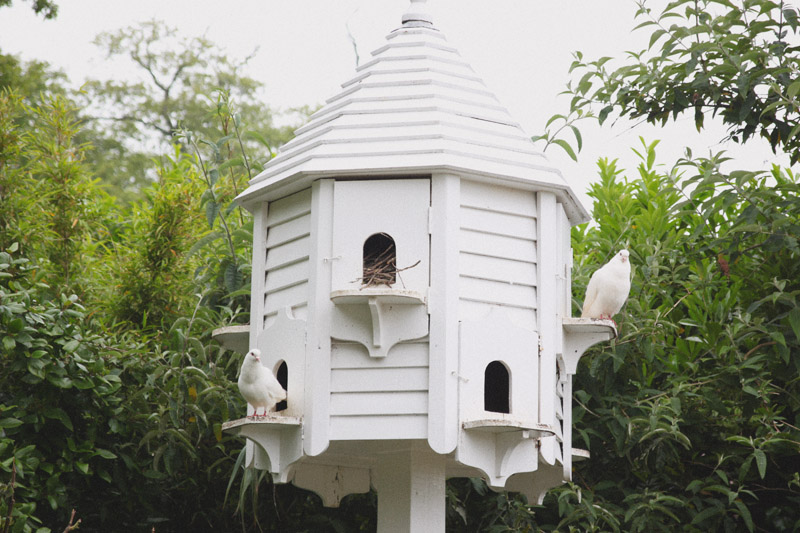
<box><xmin>402</xmin><ymin>0</ymin><xmax>434</xmax><ymax>28</ymax></box>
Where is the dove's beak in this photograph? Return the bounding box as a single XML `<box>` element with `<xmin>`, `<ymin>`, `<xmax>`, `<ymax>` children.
<box><xmin>254</xmin><ymin>355</ymin><xmax>261</xmax><ymax>363</ymax></box>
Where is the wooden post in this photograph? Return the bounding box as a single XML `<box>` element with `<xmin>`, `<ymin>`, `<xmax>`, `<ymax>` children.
<box><xmin>376</xmin><ymin>446</ymin><xmax>446</xmax><ymax>532</ymax></box>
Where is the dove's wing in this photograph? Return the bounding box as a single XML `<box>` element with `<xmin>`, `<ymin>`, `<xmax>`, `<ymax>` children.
<box><xmin>581</xmin><ymin>269</ymin><xmax>602</xmax><ymax>318</ymax></box>
<box><xmin>263</xmin><ymin>371</ymin><xmax>287</xmax><ymax>402</ymax></box>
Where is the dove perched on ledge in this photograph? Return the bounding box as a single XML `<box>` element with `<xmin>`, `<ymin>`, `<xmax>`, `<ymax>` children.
<box><xmin>238</xmin><ymin>349</ymin><xmax>286</xmax><ymax>418</ymax></box>
<box><xmin>581</xmin><ymin>249</ymin><xmax>631</xmax><ymax>322</ymax></box>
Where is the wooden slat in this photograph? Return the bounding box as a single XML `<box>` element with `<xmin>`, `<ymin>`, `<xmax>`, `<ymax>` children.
<box><xmin>330</xmin><ymin>367</ymin><xmax>428</xmax><ymax>393</ymax></box>
<box><xmin>265</xmin><ymin>236</ymin><xmax>311</xmax><ymax>271</ymax></box>
<box><xmin>331</xmin><ymin>341</ymin><xmax>429</xmax><ymax>369</ymax></box>
<box><xmin>459</xmin><ymin>229</ymin><xmax>536</xmax><ymax>263</ymax></box>
<box><xmin>459</xmin><ymin>277</ymin><xmax>537</xmax><ymax>309</ymax></box>
<box><xmin>459</xmin><ymin>252</ymin><xmax>536</xmax><ymax>286</ymax></box>
<box><xmin>461</xmin><ymin>180</ymin><xmax>537</xmax><ymax>217</ymax></box>
<box><xmin>266</xmin><ymin>188</ymin><xmax>312</xmax><ymax>226</ymax></box>
<box><xmin>264</xmin><ymin>282</ymin><xmax>309</xmax><ymax>316</ymax></box>
<box><xmin>330</xmin><ymin>391</ymin><xmax>428</xmax><ymax>416</ymax></box>
<box><xmin>457</xmin><ymin>300</ymin><xmax>536</xmax><ymax>328</ymax></box>
<box><xmin>263</xmin><ymin>303</ymin><xmax>308</xmax><ymax>329</ymax></box>
<box><xmin>330</xmin><ymin>414</ymin><xmax>427</xmax><ymax>440</ymax></box>
<box><xmin>264</xmin><ymin>260</ymin><xmax>310</xmax><ymax>294</ymax></box>
<box><xmin>266</xmin><ymin>213</ymin><xmax>311</xmax><ymax>248</ymax></box>
<box><xmin>460</xmin><ymin>206</ymin><xmax>536</xmax><ymax>240</ymax></box>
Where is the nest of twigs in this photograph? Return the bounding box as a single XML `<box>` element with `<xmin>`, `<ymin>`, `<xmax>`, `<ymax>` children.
<box><xmin>357</xmin><ymin>236</ymin><xmax>420</xmax><ymax>287</ymax></box>
<box><xmin>361</xmin><ymin>245</ymin><xmax>398</xmax><ymax>286</ymax></box>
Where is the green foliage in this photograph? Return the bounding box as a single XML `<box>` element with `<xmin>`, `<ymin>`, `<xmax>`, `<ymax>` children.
<box><xmin>0</xmin><ymin>53</ymin><xmax>65</xmax><ymax>108</ymax></box>
<box><xmin>106</xmin><ymin>148</ymin><xmax>202</xmax><ymax>329</ymax></box>
<box><xmin>550</xmin><ymin>139</ymin><xmax>800</xmax><ymax>532</ymax></box>
<box><xmin>23</xmin><ymin>95</ymin><xmax>97</xmax><ymax>293</ymax></box>
<box><xmin>78</xmin><ymin>20</ymin><xmax>294</xmax><ymax>200</ymax></box>
<box><xmin>0</xmin><ymin>0</ymin><xmax>57</xmax><ymax>19</ymax></box>
<box><xmin>537</xmin><ymin>0</ymin><xmax>800</xmax><ymax>163</ymax></box>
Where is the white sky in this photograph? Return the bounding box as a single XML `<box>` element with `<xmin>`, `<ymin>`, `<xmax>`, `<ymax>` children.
<box><xmin>0</xmin><ymin>0</ymin><xmax>793</xmax><ymax>210</ymax></box>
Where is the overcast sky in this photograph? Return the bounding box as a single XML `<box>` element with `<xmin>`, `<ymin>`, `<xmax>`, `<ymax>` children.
<box><xmin>0</xmin><ymin>0</ymin><xmax>792</xmax><ymax>210</ymax></box>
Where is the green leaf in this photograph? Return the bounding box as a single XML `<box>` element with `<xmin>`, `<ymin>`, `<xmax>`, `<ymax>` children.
<box><xmin>46</xmin><ymin>375</ymin><xmax>73</xmax><ymax>389</ymax></box>
<box><xmin>551</xmin><ymin>139</ymin><xmax>578</xmax><ymax>161</ymax></box>
<box><xmin>569</xmin><ymin>125</ymin><xmax>583</xmax><ymax>151</ymax></box>
<box><xmin>94</xmin><ymin>448</ymin><xmax>117</xmax><ymax>460</ymax></box>
<box><xmin>209</xmin><ymin>168</ymin><xmax>220</xmax><ymax>186</ymax></box>
<box><xmin>63</xmin><ymin>339</ymin><xmax>79</xmax><ymax>353</ymax></box>
<box><xmin>76</xmin><ymin>461</ymin><xmax>89</xmax><ymax>475</ymax></box>
<box><xmin>753</xmin><ymin>448</ymin><xmax>767</xmax><ymax>479</ymax></box>
<box><xmin>787</xmin><ymin>308</ymin><xmax>800</xmax><ymax>341</ymax></box>
<box><xmin>205</xmin><ymin>200</ymin><xmax>219</xmax><ymax>229</ymax></box>
<box><xmin>224</xmin><ymin>262</ymin><xmax>243</xmax><ymax>293</ymax></box>
<box><xmin>598</xmin><ymin>105</ymin><xmax>613</xmax><ymax>125</ymax></box>
<box><xmin>787</xmin><ymin>80</ymin><xmax>800</xmax><ymax>99</ymax></box>
<box><xmin>2</xmin><ymin>336</ymin><xmax>15</xmax><ymax>350</ymax></box>
<box><xmin>44</xmin><ymin>407</ymin><xmax>73</xmax><ymax>431</ymax></box>
<box><xmin>734</xmin><ymin>500</ymin><xmax>754</xmax><ymax>532</ymax></box>
<box><xmin>0</xmin><ymin>417</ymin><xmax>23</xmax><ymax>429</ymax></box>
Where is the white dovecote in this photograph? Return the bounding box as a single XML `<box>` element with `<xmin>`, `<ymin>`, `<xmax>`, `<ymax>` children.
<box><xmin>218</xmin><ymin>1</ymin><xmax>615</xmax><ymax>529</ymax></box>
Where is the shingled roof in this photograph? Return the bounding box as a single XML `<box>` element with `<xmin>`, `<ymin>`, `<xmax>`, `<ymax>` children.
<box><xmin>237</xmin><ymin>0</ymin><xmax>589</xmax><ymax>223</ymax></box>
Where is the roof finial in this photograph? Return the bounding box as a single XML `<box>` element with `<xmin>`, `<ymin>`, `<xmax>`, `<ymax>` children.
<box><xmin>402</xmin><ymin>0</ymin><xmax>433</xmax><ymax>27</ymax></box>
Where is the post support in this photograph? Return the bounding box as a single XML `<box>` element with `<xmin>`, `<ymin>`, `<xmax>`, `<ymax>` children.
<box><xmin>376</xmin><ymin>446</ymin><xmax>446</xmax><ymax>532</ymax></box>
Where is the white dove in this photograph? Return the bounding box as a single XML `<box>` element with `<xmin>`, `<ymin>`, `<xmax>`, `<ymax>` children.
<box><xmin>581</xmin><ymin>249</ymin><xmax>631</xmax><ymax>323</ymax></box>
<box><xmin>238</xmin><ymin>349</ymin><xmax>286</xmax><ymax>418</ymax></box>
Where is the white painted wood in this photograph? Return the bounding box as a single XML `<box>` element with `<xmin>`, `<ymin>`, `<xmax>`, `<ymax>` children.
<box><xmin>331</xmin><ymin>179</ymin><xmax>430</xmax><ymax>292</ymax></box>
<box><xmin>304</xmin><ymin>179</ymin><xmax>335</xmax><ymax>457</ymax></box>
<box><xmin>222</xmin><ymin>4</ymin><xmax>627</xmax><ymax>519</ymax></box>
<box><xmin>265</xmin><ymin>214</ymin><xmax>311</xmax><ymax>249</ymax></box>
<box><xmin>459</xmin><ymin>229</ymin><xmax>536</xmax><ymax>263</ymax></box>
<box><xmin>211</xmin><ymin>325</ymin><xmax>250</xmax><ymax>355</ymax></box>
<box><xmin>331</xmin><ymin>391</ymin><xmax>428</xmax><ymax>416</ymax></box>
<box><xmin>459</xmin><ymin>277</ymin><xmax>536</xmax><ymax>309</ymax></box>
<box><xmin>428</xmin><ymin>172</ymin><xmax>460</xmax><ymax>454</ymax></box>
<box><xmin>264</xmin><ymin>237</ymin><xmax>310</xmax><ymax>271</ymax></box>
<box><xmin>562</xmin><ymin>318</ymin><xmax>617</xmax><ymax>374</ymax></box>
<box><xmin>292</xmin><ymin>462</ymin><xmax>372</xmax><ymax>508</ymax></box>
<box><xmin>266</xmin><ymin>188</ymin><xmax>313</xmax><ymax>225</ymax></box>
<box><xmin>458</xmin><ymin>307</ymin><xmax>539</xmax><ymax>424</ymax></box>
<box><xmin>331</xmin><ymin>341</ymin><xmax>429</xmax><ymax>368</ymax></box>
<box><xmin>460</xmin><ymin>180</ymin><xmax>538</xmax><ymax>217</ymax></box>
<box><xmin>256</xmin><ymin>307</ymin><xmax>306</xmax><ymax>418</ymax></box>
<box><xmin>537</xmin><ymin>192</ymin><xmax>559</xmax><ymax>466</ymax></box>
<box><xmin>375</xmin><ymin>447</ymin><xmax>446</xmax><ymax>533</ymax></box>
<box><xmin>235</xmin><ymin>24</ymin><xmax>589</xmax><ymax>225</ymax></box>
<box><xmin>459</xmin><ymin>253</ymin><xmax>537</xmax><ymax>286</ymax></box>
<box><xmin>264</xmin><ymin>282</ymin><xmax>309</xmax><ymax>321</ymax></box>
<box><xmin>331</xmin><ymin>415</ymin><xmax>428</xmax><ymax>440</ymax></box>
<box><xmin>330</xmin><ymin>367</ymin><xmax>428</xmax><ymax>393</ymax></box>
<box><xmin>222</xmin><ymin>416</ymin><xmax>302</xmax><ymax>483</ymax></box>
<box><xmin>249</xmin><ymin>205</ymin><xmax>269</xmax><ymax>348</ymax></box>
<box><xmin>561</xmin><ymin>372</ymin><xmax>573</xmax><ymax>482</ymax></box>
<box><xmin>460</xmin><ymin>206</ymin><xmax>537</xmax><ymax>240</ymax></box>
<box><xmin>330</xmin><ymin>294</ymin><xmax>428</xmax><ymax>358</ymax></box>
<box><xmin>458</xmin><ymin>299</ymin><xmax>536</xmax><ymax>328</ymax></box>
<box><xmin>504</xmin><ymin>462</ymin><xmax>566</xmax><ymax>505</ymax></box>
<box><xmin>264</xmin><ymin>260</ymin><xmax>310</xmax><ymax>295</ymax></box>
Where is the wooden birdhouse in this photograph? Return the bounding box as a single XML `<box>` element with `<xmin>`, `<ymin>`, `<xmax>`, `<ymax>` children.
<box><xmin>218</xmin><ymin>1</ymin><xmax>616</xmax><ymax>529</ymax></box>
